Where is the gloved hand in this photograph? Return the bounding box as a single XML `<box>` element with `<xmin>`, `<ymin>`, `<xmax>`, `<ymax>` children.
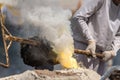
<box><xmin>86</xmin><ymin>40</ymin><xmax>96</xmax><ymax>58</ymax></box>
<box><xmin>102</xmin><ymin>50</ymin><xmax>116</xmax><ymax>62</ymax></box>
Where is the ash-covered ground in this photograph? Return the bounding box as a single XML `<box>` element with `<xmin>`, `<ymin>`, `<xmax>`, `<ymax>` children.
<box><xmin>0</xmin><ymin>68</ymin><xmax>101</xmax><ymax>80</ymax></box>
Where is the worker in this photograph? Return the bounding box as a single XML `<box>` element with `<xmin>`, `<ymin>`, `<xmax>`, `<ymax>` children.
<box><xmin>71</xmin><ymin>0</ymin><xmax>120</xmax><ymax>75</ymax></box>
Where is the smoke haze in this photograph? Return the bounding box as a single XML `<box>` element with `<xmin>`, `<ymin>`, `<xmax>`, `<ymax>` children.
<box><xmin>20</xmin><ymin>7</ymin><xmax>74</xmax><ymax>54</ymax></box>
<box><xmin>15</xmin><ymin>0</ymin><xmax>75</xmax><ymax>55</ymax></box>
<box><xmin>0</xmin><ymin>0</ymin><xmax>81</xmax><ymax>77</ymax></box>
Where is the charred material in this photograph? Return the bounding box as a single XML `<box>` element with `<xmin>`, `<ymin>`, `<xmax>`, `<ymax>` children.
<box><xmin>101</xmin><ymin>66</ymin><xmax>120</xmax><ymax>80</ymax></box>
<box><xmin>109</xmin><ymin>70</ymin><xmax>120</xmax><ymax>80</ymax></box>
<box><xmin>20</xmin><ymin>36</ymin><xmax>57</xmax><ymax>70</ymax></box>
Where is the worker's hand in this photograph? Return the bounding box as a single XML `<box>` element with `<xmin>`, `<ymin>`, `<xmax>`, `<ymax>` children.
<box><xmin>102</xmin><ymin>50</ymin><xmax>116</xmax><ymax>62</ymax></box>
<box><xmin>86</xmin><ymin>40</ymin><xmax>96</xmax><ymax>58</ymax></box>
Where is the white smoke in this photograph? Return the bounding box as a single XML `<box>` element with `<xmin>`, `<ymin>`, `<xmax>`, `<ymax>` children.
<box><xmin>18</xmin><ymin>0</ymin><xmax>74</xmax><ymax>54</ymax></box>
<box><xmin>1</xmin><ymin>0</ymin><xmax>75</xmax><ymax>55</ymax></box>
<box><xmin>0</xmin><ymin>0</ymin><xmax>18</xmax><ymax>6</ymax></box>
<box><xmin>0</xmin><ymin>0</ymin><xmax>75</xmax><ymax>60</ymax></box>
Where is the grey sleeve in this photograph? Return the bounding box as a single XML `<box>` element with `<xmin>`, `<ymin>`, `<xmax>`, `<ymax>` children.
<box><xmin>73</xmin><ymin>0</ymin><xmax>103</xmax><ymax>41</ymax></box>
<box><xmin>112</xmin><ymin>27</ymin><xmax>120</xmax><ymax>54</ymax></box>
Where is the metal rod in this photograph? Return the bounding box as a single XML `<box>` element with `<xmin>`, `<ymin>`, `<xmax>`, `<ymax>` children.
<box><xmin>74</xmin><ymin>49</ymin><xmax>104</xmax><ymax>59</ymax></box>
<box><xmin>5</xmin><ymin>34</ymin><xmax>39</xmax><ymax>46</ymax></box>
<box><xmin>0</xmin><ymin>14</ymin><xmax>10</xmax><ymax>67</ymax></box>
<box><xmin>5</xmin><ymin>34</ymin><xmax>105</xmax><ymax>59</ymax></box>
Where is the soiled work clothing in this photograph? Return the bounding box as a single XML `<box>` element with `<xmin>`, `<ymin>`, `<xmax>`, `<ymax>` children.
<box><xmin>72</xmin><ymin>0</ymin><xmax>120</xmax><ymax>75</ymax></box>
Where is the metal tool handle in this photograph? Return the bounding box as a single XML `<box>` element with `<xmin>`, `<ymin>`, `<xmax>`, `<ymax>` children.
<box><xmin>74</xmin><ymin>49</ymin><xmax>104</xmax><ymax>59</ymax></box>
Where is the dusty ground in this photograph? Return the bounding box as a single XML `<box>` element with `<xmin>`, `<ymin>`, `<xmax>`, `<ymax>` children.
<box><xmin>0</xmin><ymin>68</ymin><xmax>101</xmax><ymax>80</ymax></box>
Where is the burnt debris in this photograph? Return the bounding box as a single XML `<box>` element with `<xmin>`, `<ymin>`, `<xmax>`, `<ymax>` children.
<box><xmin>20</xmin><ymin>36</ymin><xmax>57</xmax><ymax>70</ymax></box>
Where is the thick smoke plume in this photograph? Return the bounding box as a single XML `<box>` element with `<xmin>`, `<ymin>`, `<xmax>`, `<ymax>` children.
<box><xmin>21</xmin><ymin>7</ymin><xmax>73</xmax><ymax>54</ymax></box>
<box><xmin>18</xmin><ymin>0</ymin><xmax>79</xmax><ymax>69</ymax></box>
<box><xmin>0</xmin><ymin>0</ymin><xmax>78</xmax><ymax>77</ymax></box>
<box><xmin>17</xmin><ymin>0</ymin><xmax>74</xmax><ymax>56</ymax></box>
<box><xmin>0</xmin><ymin>0</ymin><xmax>75</xmax><ymax>54</ymax></box>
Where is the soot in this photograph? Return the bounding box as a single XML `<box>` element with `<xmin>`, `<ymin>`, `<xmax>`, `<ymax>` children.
<box><xmin>20</xmin><ymin>36</ymin><xmax>57</xmax><ymax>70</ymax></box>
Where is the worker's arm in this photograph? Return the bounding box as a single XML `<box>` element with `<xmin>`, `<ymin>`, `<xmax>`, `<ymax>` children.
<box><xmin>73</xmin><ymin>0</ymin><xmax>103</xmax><ymax>41</ymax></box>
<box><xmin>101</xmin><ymin>27</ymin><xmax>120</xmax><ymax>61</ymax></box>
<box><xmin>73</xmin><ymin>0</ymin><xmax>104</xmax><ymax>57</ymax></box>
